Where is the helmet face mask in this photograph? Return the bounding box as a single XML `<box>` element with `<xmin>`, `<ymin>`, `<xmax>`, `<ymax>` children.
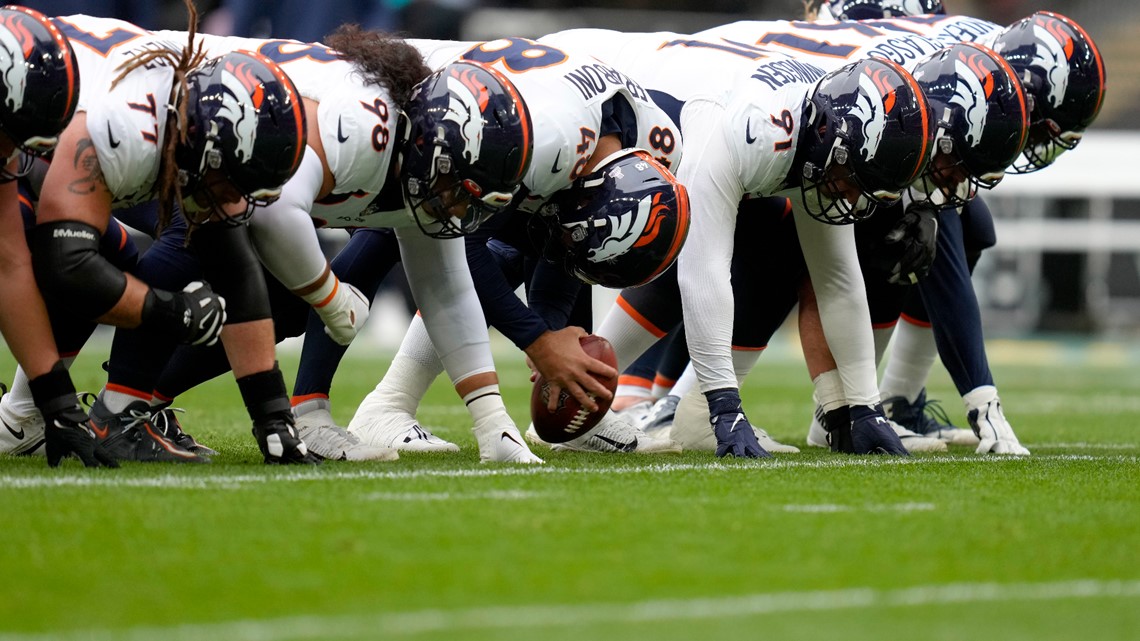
<box><xmin>823</xmin><ymin>0</ymin><xmax>944</xmax><ymax>20</ymax></box>
<box><xmin>0</xmin><ymin>6</ymin><xmax>79</xmax><ymax>179</ymax></box>
<box><xmin>798</xmin><ymin>59</ymin><xmax>930</xmax><ymax>225</ymax></box>
<box><xmin>400</xmin><ymin>61</ymin><xmax>532</xmax><ymax>239</ymax></box>
<box><xmin>536</xmin><ymin>149</ymin><xmax>689</xmax><ymax>289</ymax></box>
<box><xmin>992</xmin><ymin>12</ymin><xmax>1105</xmax><ymax>174</ymax></box>
<box><xmin>175</xmin><ymin>51</ymin><xmax>306</xmax><ymax>223</ymax></box>
<box><xmin>908</xmin><ymin>44</ymin><xmax>1030</xmax><ymax>207</ymax></box>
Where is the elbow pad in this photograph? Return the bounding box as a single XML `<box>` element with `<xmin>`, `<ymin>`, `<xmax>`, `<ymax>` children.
<box><xmin>30</xmin><ymin>221</ymin><xmax>127</xmax><ymax>318</ymax></box>
<box><xmin>189</xmin><ymin>222</ymin><xmax>272</xmax><ymax>324</ymax></box>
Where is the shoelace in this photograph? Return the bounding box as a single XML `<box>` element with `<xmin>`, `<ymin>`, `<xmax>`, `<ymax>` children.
<box><xmin>150</xmin><ymin>407</ymin><xmax>187</xmax><ymax>439</ymax></box>
<box><xmin>77</xmin><ymin>392</ymin><xmax>153</xmax><ymax>433</ymax></box>
<box><xmin>917</xmin><ymin>396</ymin><xmax>956</xmax><ymax>430</ymax></box>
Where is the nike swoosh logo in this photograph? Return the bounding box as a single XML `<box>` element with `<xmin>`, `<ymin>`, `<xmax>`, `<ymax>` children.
<box><xmin>500</xmin><ymin>432</ymin><xmax>521</xmax><ymax>446</ymax></box>
<box><xmin>745</xmin><ymin>118</ymin><xmax>756</xmax><ymax>145</ymax></box>
<box><xmin>594</xmin><ymin>434</ymin><xmax>637</xmax><ymax>453</ymax></box>
<box><xmin>89</xmin><ymin>419</ymin><xmax>109</xmax><ymax>440</ymax></box>
<box><xmin>730</xmin><ymin>414</ymin><xmax>744</xmax><ymax>432</ymax></box>
<box><xmin>2</xmin><ymin>417</ymin><xmax>24</xmax><ymax>440</ymax></box>
<box><xmin>550</xmin><ymin>149</ymin><xmax>562</xmax><ymax>174</ymax></box>
<box><xmin>337</xmin><ymin>117</ymin><xmax>349</xmax><ymax>143</ymax></box>
<box><xmin>108</xmin><ymin>122</ymin><xmax>121</xmax><ymax>149</ymax></box>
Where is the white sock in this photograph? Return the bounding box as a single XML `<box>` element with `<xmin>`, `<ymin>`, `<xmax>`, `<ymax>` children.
<box><xmin>100</xmin><ymin>387</ymin><xmax>152</xmax><ymax>414</ymax></box>
<box><xmin>812</xmin><ymin>369</ymin><xmax>846</xmax><ymax>413</ymax></box>
<box><xmin>465</xmin><ymin>385</ymin><xmax>509</xmax><ymax>431</ymax></box>
<box><xmin>879</xmin><ymin>319</ymin><xmax>938</xmax><ymax>403</ymax></box>
<box><xmin>596</xmin><ymin>296</ymin><xmax>666</xmax><ymax>372</ymax></box>
<box><xmin>616</xmin><ymin>377</ymin><xmax>654</xmax><ymax>401</ymax></box>
<box><xmin>5</xmin><ymin>366</ymin><xmax>38</xmax><ymax>417</ymax></box>
<box><xmin>669</xmin><ymin>363</ymin><xmax>697</xmax><ymax>399</ymax></box>
<box><xmin>650</xmin><ymin>374</ymin><xmax>674</xmax><ymax>399</ymax></box>
<box><xmin>872</xmin><ymin>325</ymin><xmax>895</xmax><ymax>367</ymax></box>
<box><xmin>732</xmin><ymin>348</ymin><xmax>762</xmax><ymax>386</ymax></box>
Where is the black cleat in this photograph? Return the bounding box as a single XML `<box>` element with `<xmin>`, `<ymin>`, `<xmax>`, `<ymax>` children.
<box><xmin>86</xmin><ymin>396</ymin><xmax>207</xmax><ymax>463</ymax></box>
<box><xmin>152</xmin><ymin>406</ymin><xmax>219</xmax><ymax>457</ymax></box>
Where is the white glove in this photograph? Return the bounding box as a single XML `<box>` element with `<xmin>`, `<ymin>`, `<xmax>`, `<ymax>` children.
<box><xmin>970</xmin><ymin>398</ymin><xmax>1030</xmax><ymax>456</ymax></box>
<box><xmin>315</xmin><ymin>281</ymin><xmax>370</xmax><ymax>346</ymax></box>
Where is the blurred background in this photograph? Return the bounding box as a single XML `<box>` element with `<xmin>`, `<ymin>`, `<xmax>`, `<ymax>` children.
<box><xmin>21</xmin><ymin>0</ymin><xmax>1140</xmax><ymax>341</ymax></box>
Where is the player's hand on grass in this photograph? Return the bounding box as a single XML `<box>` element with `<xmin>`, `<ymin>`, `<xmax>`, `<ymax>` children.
<box><xmin>42</xmin><ymin>402</ymin><xmax>118</xmax><ymax>468</ymax></box>
<box><xmin>706</xmin><ymin>388</ymin><xmax>771</xmax><ymax>459</ymax></box>
<box><xmin>970</xmin><ymin>399</ymin><xmax>1030</xmax><ymax>456</ymax></box>
<box><xmin>850</xmin><ymin>404</ymin><xmax>909</xmax><ymax>456</ymax></box>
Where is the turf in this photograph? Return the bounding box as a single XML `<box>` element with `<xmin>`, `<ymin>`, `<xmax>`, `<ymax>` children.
<box><xmin>1</xmin><ymin>340</ymin><xmax>1138</xmax><ymax>640</ymax></box>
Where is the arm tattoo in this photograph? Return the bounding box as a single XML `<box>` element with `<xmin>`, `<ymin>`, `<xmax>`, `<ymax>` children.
<box><xmin>68</xmin><ymin>137</ymin><xmax>110</xmax><ymax>196</ymax></box>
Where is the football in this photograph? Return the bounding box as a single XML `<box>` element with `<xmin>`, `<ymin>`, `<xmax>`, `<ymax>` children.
<box><xmin>530</xmin><ymin>335</ymin><xmax>618</xmax><ymax>443</ymax></box>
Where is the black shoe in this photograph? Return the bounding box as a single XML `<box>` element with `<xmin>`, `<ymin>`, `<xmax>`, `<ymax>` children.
<box><xmin>152</xmin><ymin>406</ymin><xmax>219</xmax><ymax>457</ymax></box>
<box><xmin>252</xmin><ymin>417</ymin><xmax>320</xmax><ymax>465</ymax></box>
<box><xmin>86</xmin><ymin>396</ymin><xmax>207</xmax><ymax>463</ymax></box>
<box><xmin>883</xmin><ymin>388</ymin><xmax>958</xmax><ymax>435</ymax></box>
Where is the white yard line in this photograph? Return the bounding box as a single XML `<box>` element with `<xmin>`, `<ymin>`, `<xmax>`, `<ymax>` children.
<box><xmin>0</xmin><ymin>578</ymin><xmax>1136</xmax><ymax>641</ymax></box>
<box><xmin>1025</xmin><ymin>442</ymin><xmax>1138</xmax><ymax>449</ymax></box>
<box><xmin>0</xmin><ymin>454</ymin><xmax>1134</xmax><ymax>490</ymax></box>
<box><xmin>782</xmin><ymin>502</ymin><xmax>937</xmax><ymax>513</ymax></box>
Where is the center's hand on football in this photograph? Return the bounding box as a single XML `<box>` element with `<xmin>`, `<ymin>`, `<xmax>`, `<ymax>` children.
<box><xmin>525</xmin><ymin>327</ymin><xmax>617</xmax><ymax>412</ymax></box>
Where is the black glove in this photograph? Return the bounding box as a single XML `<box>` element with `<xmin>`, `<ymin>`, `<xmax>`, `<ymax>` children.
<box><xmin>42</xmin><ymin>401</ymin><xmax>119</xmax><ymax>468</ymax></box>
<box><xmin>820</xmin><ymin>405</ymin><xmax>854</xmax><ymax>454</ymax></box>
<box><xmin>881</xmin><ymin>202</ymin><xmax>938</xmax><ymax>285</ymax></box>
<box><xmin>706</xmin><ymin>388</ymin><xmax>771</xmax><ymax>459</ymax></box>
<box><xmin>850</xmin><ymin>404</ymin><xmax>909</xmax><ymax>456</ymax></box>
<box><xmin>145</xmin><ymin>281</ymin><xmax>227</xmax><ymax>346</ymax></box>
<box><xmin>252</xmin><ymin>415</ymin><xmax>321</xmax><ymax>465</ymax></box>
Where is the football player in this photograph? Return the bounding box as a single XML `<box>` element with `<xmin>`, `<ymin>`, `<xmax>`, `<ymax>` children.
<box><xmin>0</xmin><ymin>6</ymin><xmax>116</xmax><ymax>467</ymax></box>
<box><xmin>18</xmin><ymin>4</ymin><xmax>313</xmax><ymax>464</ymax></box>
<box><xmin>317</xmin><ymin>37</ymin><xmax>690</xmax><ymax>455</ymax></box>
<box><xmin>74</xmin><ymin>26</ymin><xmax>541</xmax><ymax>463</ymax></box>
<box><xmin>539</xmin><ymin>28</ymin><xmax>934</xmax><ymax>457</ymax></box>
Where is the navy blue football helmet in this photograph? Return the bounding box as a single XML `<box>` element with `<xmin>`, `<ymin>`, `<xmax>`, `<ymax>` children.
<box><xmin>175</xmin><ymin>50</ymin><xmax>307</xmax><ymax>219</ymax></box>
<box><xmin>536</xmin><ymin>149</ymin><xmax>689</xmax><ymax>288</ymax></box>
<box><xmin>400</xmin><ymin>60</ymin><xmax>533</xmax><ymax>239</ymax></box>
<box><xmin>991</xmin><ymin>12</ymin><xmax>1106</xmax><ymax>173</ymax></box>
<box><xmin>797</xmin><ymin>57</ymin><xmax>933</xmax><ymax>224</ymax></box>
<box><xmin>822</xmin><ymin>0</ymin><xmax>943</xmax><ymax>20</ymax></box>
<box><xmin>0</xmin><ymin>5</ymin><xmax>78</xmax><ymax>179</ymax></box>
<box><xmin>909</xmin><ymin>43</ymin><xmax>1029</xmax><ymax>207</ymax></box>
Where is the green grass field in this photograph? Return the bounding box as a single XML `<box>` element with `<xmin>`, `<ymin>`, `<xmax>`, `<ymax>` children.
<box><xmin>1</xmin><ymin>338</ymin><xmax>1139</xmax><ymax>640</ymax></box>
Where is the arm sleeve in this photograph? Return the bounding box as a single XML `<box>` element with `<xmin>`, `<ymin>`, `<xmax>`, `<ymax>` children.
<box><xmin>791</xmin><ymin>201</ymin><xmax>880</xmax><ymax>406</ymax></box>
<box><xmin>247</xmin><ymin>146</ymin><xmax>328</xmax><ymax>291</ymax></box>
<box><xmin>463</xmin><ymin>221</ymin><xmax>550</xmax><ymax>350</ymax></box>
<box><xmin>675</xmin><ymin>100</ymin><xmax>747</xmax><ymax>393</ymax></box>
<box><xmin>525</xmin><ymin>256</ymin><xmax>583</xmax><ymax>332</ymax></box>
<box><xmin>395</xmin><ymin>227</ymin><xmax>495</xmax><ymax>385</ymax></box>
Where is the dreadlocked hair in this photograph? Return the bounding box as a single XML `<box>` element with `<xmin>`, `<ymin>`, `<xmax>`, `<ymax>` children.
<box><xmin>111</xmin><ymin>0</ymin><xmax>207</xmax><ymax>235</ymax></box>
<box><xmin>325</xmin><ymin>25</ymin><xmax>431</xmax><ymax>111</ymax></box>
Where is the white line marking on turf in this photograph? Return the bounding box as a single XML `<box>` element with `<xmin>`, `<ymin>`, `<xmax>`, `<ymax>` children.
<box><xmin>1</xmin><ymin>579</ymin><xmax>1136</xmax><ymax>641</ymax></box>
<box><xmin>363</xmin><ymin>490</ymin><xmax>544</xmax><ymax>501</ymax></box>
<box><xmin>1026</xmin><ymin>442</ymin><xmax>1138</xmax><ymax>449</ymax></box>
<box><xmin>782</xmin><ymin>502</ymin><xmax>936</xmax><ymax>513</ymax></box>
<box><xmin>0</xmin><ymin>454</ymin><xmax>1135</xmax><ymax>490</ymax></box>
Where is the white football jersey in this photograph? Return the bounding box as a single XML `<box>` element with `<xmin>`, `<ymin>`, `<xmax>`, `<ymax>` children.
<box><xmin>152</xmin><ymin>30</ymin><xmax>403</xmax><ymax>229</ymax></box>
<box><xmin>410</xmin><ymin>37</ymin><xmax>684</xmax><ymax>207</ymax></box>
<box><xmin>51</xmin><ymin>17</ymin><xmax>182</xmax><ymax>207</ymax></box>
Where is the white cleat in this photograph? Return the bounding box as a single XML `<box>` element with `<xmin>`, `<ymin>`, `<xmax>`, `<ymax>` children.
<box><xmin>641</xmin><ymin>394</ymin><xmax>680</xmax><ymax>435</ymax></box>
<box><xmin>293</xmin><ymin>399</ymin><xmax>398</xmax><ymax>462</ymax></box>
<box><xmin>474</xmin><ymin>419</ymin><xmax>544</xmax><ymax>464</ymax></box>
<box><xmin>968</xmin><ymin>396</ymin><xmax>1030</xmax><ymax>456</ymax></box>
<box><xmin>347</xmin><ymin>405</ymin><xmax>459</xmax><ymax>453</ymax></box>
<box><xmin>551</xmin><ymin>411</ymin><xmax>682</xmax><ymax>454</ymax></box>
<box><xmin>614</xmin><ymin>399</ymin><xmax>654</xmax><ymax>429</ymax></box>
<box><xmin>889</xmin><ymin>420</ymin><xmax>948</xmax><ymax>453</ymax></box>
<box><xmin>0</xmin><ymin>388</ymin><xmax>45</xmax><ymax>456</ymax></box>
<box><xmin>672</xmin><ymin>388</ymin><xmax>798</xmax><ymax>453</ymax></box>
<box><xmin>806</xmin><ymin>405</ymin><xmax>829</xmax><ymax>449</ymax></box>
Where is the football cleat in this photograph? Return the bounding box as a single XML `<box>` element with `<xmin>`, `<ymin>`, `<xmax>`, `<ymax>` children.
<box><xmin>293</xmin><ymin>398</ymin><xmax>398</xmax><ymax>462</ymax></box>
<box><xmin>671</xmin><ymin>389</ymin><xmax>796</xmax><ymax>453</ymax></box>
<box><xmin>641</xmin><ymin>394</ymin><xmax>680</xmax><ymax>434</ymax></box>
<box><xmin>967</xmin><ymin>394</ymin><xmax>1030</xmax><ymax>456</ymax></box>
<box><xmin>86</xmin><ymin>396</ymin><xmax>206</xmax><ymax>463</ymax></box>
<box><xmin>0</xmin><ymin>384</ymin><xmax>46</xmax><ymax>456</ymax></box>
<box><xmin>474</xmin><ymin>417</ymin><xmax>544</xmax><ymax>464</ymax></box>
<box><xmin>883</xmin><ymin>389</ymin><xmax>979</xmax><ymax>446</ymax></box>
<box><xmin>614</xmin><ymin>399</ymin><xmax>654</xmax><ymax>429</ymax></box>
<box><xmin>888</xmin><ymin>420</ymin><xmax>947</xmax><ymax>453</ymax></box>
<box><xmin>151</xmin><ymin>406</ymin><xmax>219</xmax><ymax>456</ymax></box>
<box><xmin>545</xmin><ymin>411</ymin><xmax>681</xmax><ymax>454</ymax></box>
<box><xmin>346</xmin><ymin>403</ymin><xmax>459</xmax><ymax>453</ymax></box>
